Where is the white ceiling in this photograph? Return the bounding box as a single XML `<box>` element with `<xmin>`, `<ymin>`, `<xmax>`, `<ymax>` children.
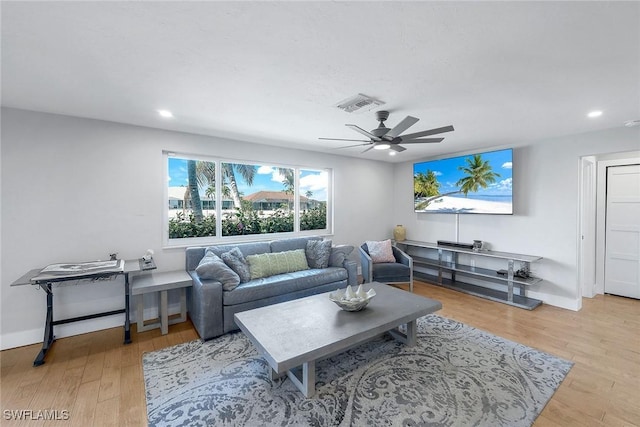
<box><xmin>2</xmin><ymin>1</ymin><xmax>639</xmax><ymax>162</ymax></box>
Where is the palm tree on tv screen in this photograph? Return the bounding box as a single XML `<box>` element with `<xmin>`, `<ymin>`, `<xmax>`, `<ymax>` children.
<box><xmin>455</xmin><ymin>154</ymin><xmax>501</xmax><ymax>196</ymax></box>
<box><xmin>416</xmin><ymin>154</ymin><xmax>500</xmax><ymax>208</ymax></box>
<box><xmin>414</xmin><ymin>170</ymin><xmax>440</xmax><ymax>198</ymax></box>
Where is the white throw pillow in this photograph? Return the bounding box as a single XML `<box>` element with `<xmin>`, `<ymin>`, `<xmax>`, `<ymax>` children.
<box><xmin>366</xmin><ymin>239</ymin><xmax>396</xmax><ymax>263</ymax></box>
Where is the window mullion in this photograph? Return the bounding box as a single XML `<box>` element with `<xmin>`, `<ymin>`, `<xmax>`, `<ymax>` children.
<box><xmin>294</xmin><ymin>168</ymin><xmax>300</xmax><ymax>232</ymax></box>
<box><xmin>215</xmin><ymin>160</ymin><xmax>222</xmax><ymax>237</ymax></box>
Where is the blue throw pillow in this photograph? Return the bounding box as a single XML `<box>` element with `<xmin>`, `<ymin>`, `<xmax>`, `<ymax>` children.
<box><xmin>221</xmin><ymin>247</ymin><xmax>251</xmax><ymax>283</ymax></box>
<box><xmin>306</xmin><ymin>239</ymin><xmax>332</xmax><ymax>269</ymax></box>
<box><xmin>196</xmin><ymin>251</ymin><xmax>241</xmax><ymax>291</ymax></box>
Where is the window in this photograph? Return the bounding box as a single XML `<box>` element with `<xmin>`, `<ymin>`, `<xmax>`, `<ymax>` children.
<box><xmin>166</xmin><ymin>153</ymin><xmax>331</xmax><ymax>245</ymax></box>
<box><xmin>299</xmin><ymin>169</ymin><xmax>328</xmax><ymax>231</ymax></box>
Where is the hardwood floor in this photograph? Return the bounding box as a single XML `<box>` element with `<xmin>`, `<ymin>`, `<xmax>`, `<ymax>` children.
<box><xmin>1</xmin><ymin>280</ymin><xmax>638</xmax><ymax>426</ymax></box>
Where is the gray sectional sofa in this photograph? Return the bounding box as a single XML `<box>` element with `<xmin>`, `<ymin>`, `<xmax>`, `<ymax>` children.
<box><xmin>185</xmin><ymin>236</ymin><xmax>357</xmax><ymax>340</ymax></box>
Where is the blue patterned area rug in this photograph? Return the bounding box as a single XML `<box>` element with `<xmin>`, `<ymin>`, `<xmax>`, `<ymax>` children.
<box><xmin>142</xmin><ymin>315</ymin><xmax>572</xmax><ymax>426</ymax></box>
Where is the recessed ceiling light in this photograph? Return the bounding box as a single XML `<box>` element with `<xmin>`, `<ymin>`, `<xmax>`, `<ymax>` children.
<box><xmin>587</xmin><ymin>110</ymin><xmax>603</xmax><ymax>118</ymax></box>
<box><xmin>388</xmin><ymin>151</ymin><xmax>397</xmax><ymax>156</ymax></box>
<box><xmin>158</xmin><ymin>110</ymin><xmax>174</xmax><ymax>118</ymax></box>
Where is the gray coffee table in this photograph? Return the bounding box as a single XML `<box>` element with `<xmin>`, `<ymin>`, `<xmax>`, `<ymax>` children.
<box><xmin>234</xmin><ymin>282</ymin><xmax>442</xmax><ymax>397</ymax></box>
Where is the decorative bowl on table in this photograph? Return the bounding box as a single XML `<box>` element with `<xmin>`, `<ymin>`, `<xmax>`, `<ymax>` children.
<box><xmin>329</xmin><ymin>285</ymin><xmax>376</xmax><ymax>312</ymax></box>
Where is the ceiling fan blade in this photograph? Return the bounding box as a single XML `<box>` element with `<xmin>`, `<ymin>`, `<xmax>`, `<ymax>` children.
<box><xmin>361</xmin><ymin>145</ymin><xmax>375</xmax><ymax>153</ymax></box>
<box><xmin>334</xmin><ymin>143</ymin><xmax>372</xmax><ymax>149</ymax></box>
<box><xmin>346</xmin><ymin>124</ymin><xmax>381</xmax><ymax>141</ymax></box>
<box><xmin>385</xmin><ymin>116</ymin><xmax>419</xmax><ymax>139</ymax></box>
<box><xmin>318</xmin><ymin>137</ymin><xmax>371</xmax><ymax>142</ymax></box>
<box><xmin>389</xmin><ymin>144</ymin><xmax>407</xmax><ymax>152</ymax></box>
<box><xmin>401</xmin><ymin>125</ymin><xmax>455</xmax><ymax>140</ymax></box>
<box><xmin>399</xmin><ymin>138</ymin><xmax>445</xmax><ymax>144</ymax></box>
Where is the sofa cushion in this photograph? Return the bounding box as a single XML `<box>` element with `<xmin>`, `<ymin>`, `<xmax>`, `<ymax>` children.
<box><xmin>207</xmin><ymin>242</ymin><xmax>271</xmax><ymax>258</ymax></box>
<box><xmin>366</xmin><ymin>239</ymin><xmax>396</xmax><ymax>263</ymax></box>
<box><xmin>223</xmin><ymin>267</ymin><xmax>348</xmax><ymax>306</ymax></box>
<box><xmin>195</xmin><ymin>251</ymin><xmax>241</xmax><ymax>291</ymax></box>
<box><xmin>246</xmin><ymin>249</ymin><xmax>309</xmax><ymax>280</ymax></box>
<box><xmin>270</xmin><ymin>236</ymin><xmax>321</xmax><ymax>253</ymax></box>
<box><xmin>221</xmin><ymin>247</ymin><xmax>251</xmax><ymax>283</ymax></box>
<box><xmin>306</xmin><ymin>239</ymin><xmax>332</xmax><ymax>269</ymax></box>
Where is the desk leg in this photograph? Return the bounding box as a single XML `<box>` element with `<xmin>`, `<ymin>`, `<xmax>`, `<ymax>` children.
<box><xmin>34</xmin><ymin>283</ymin><xmax>55</xmax><ymax>367</ymax></box>
<box><xmin>124</xmin><ymin>273</ymin><xmax>132</xmax><ymax>344</ymax></box>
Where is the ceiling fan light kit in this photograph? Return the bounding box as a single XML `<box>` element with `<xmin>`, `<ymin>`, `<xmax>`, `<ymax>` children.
<box><xmin>321</xmin><ymin>110</ymin><xmax>454</xmax><ymax>154</ymax></box>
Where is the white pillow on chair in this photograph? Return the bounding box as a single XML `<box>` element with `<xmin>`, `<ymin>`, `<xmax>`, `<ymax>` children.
<box><xmin>365</xmin><ymin>239</ymin><xmax>396</xmax><ymax>263</ymax></box>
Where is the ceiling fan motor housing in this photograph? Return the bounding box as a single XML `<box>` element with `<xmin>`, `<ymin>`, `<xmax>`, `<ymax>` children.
<box><xmin>372</xmin><ymin>110</ymin><xmax>391</xmax><ymax>137</ymax></box>
<box><xmin>375</xmin><ymin>110</ymin><xmax>389</xmax><ymax>122</ymax></box>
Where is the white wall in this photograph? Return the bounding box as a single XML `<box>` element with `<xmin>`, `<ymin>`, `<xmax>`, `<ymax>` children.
<box><xmin>392</xmin><ymin>126</ymin><xmax>640</xmax><ymax>310</ymax></box>
<box><xmin>0</xmin><ymin>108</ymin><xmax>395</xmax><ymax>350</ymax></box>
<box><xmin>3</xmin><ymin>107</ymin><xmax>637</xmax><ymax>350</ymax></box>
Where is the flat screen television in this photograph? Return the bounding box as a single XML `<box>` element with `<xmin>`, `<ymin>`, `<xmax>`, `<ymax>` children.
<box><xmin>414</xmin><ymin>148</ymin><xmax>513</xmax><ymax>214</ymax></box>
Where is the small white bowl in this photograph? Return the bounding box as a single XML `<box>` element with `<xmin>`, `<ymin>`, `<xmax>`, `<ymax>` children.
<box><xmin>329</xmin><ymin>285</ymin><xmax>376</xmax><ymax>312</ymax></box>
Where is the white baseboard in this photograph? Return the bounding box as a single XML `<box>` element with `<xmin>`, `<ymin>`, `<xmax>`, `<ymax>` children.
<box><xmin>0</xmin><ymin>315</ymin><xmax>124</xmax><ymax>351</ymax></box>
<box><xmin>0</xmin><ymin>302</ymin><xmax>185</xmax><ymax>351</ymax></box>
<box><xmin>527</xmin><ymin>290</ymin><xmax>581</xmax><ymax>311</ymax></box>
<box><xmin>1</xmin><ymin>327</ymin><xmax>48</xmax><ymax>351</ymax></box>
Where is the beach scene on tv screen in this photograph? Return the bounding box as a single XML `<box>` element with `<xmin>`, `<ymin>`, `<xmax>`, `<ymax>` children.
<box><xmin>414</xmin><ymin>148</ymin><xmax>513</xmax><ymax>214</ymax></box>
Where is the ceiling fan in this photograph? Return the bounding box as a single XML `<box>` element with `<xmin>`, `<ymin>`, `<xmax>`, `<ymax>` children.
<box><xmin>320</xmin><ymin>110</ymin><xmax>454</xmax><ymax>153</ymax></box>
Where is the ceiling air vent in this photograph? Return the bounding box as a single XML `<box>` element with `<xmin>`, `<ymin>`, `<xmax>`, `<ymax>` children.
<box><xmin>335</xmin><ymin>93</ymin><xmax>385</xmax><ymax>113</ymax></box>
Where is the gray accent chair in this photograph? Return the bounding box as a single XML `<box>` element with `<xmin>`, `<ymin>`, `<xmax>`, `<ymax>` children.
<box><xmin>359</xmin><ymin>243</ymin><xmax>413</xmax><ymax>292</ymax></box>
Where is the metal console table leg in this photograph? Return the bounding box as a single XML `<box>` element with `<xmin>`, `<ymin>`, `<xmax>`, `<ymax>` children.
<box><xmin>33</xmin><ymin>282</ymin><xmax>55</xmax><ymax>367</ymax></box>
<box><xmin>124</xmin><ymin>272</ymin><xmax>132</xmax><ymax>344</ymax></box>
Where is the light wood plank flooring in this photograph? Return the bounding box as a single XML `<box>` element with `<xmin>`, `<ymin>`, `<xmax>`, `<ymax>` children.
<box><xmin>1</xmin><ymin>280</ymin><xmax>638</xmax><ymax>426</ymax></box>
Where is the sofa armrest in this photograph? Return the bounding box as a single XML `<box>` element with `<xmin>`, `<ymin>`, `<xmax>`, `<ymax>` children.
<box><xmin>343</xmin><ymin>259</ymin><xmax>358</xmax><ymax>287</ymax></box>
<box><xmin>328</xmin><ymin>244</ymin><xmax>353</xmax><ymax>267</ymax></box>
<box><xmin>358</xmin><ymin>245</ymin><xmax>373</xmax><ymax>284</ymax></box>
<box><xmin>186</xmin><ymin>270</ymin><xmax>224</xmax><ymax>340</ymax></box>
<box><xmin>328</xmin><ymin>244</ymin><xmax>357</xmax><ymax>286</ymax></box>
<box><xmin>185</xmin><ymin>247</ymin><xmax>206</xmax><ymax>271</ymax></box>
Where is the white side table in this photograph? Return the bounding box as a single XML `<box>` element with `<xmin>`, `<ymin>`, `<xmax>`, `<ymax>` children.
<box><xmin>131</xmin><ymin>270</ymin><xmax>192</xmax><ymax>335</ymax></box>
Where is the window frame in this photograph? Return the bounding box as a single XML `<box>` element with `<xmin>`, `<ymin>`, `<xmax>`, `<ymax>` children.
<box><xmin>163</xmin><ymin>151</ymin><xmax>333</xmax><ymax>248</ymax></box>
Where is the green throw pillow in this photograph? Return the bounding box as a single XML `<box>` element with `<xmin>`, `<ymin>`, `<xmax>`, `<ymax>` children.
<box><xmin>246</xmin><ymin>249</ymin><xmax>309</xmax><ymax>280</ymax></box>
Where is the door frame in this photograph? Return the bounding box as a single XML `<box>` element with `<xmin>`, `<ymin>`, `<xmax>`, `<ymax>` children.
<box><xmin>578</xmin><ymin>156</ymin><xmax>597</xmax><ymax>298</ymax></box>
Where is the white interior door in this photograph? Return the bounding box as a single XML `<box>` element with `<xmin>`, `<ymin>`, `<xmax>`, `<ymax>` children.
<box><xmin>604</xmin><ymin>164</ymin><xmax>640</xmax><ymax>298</ymax></box>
